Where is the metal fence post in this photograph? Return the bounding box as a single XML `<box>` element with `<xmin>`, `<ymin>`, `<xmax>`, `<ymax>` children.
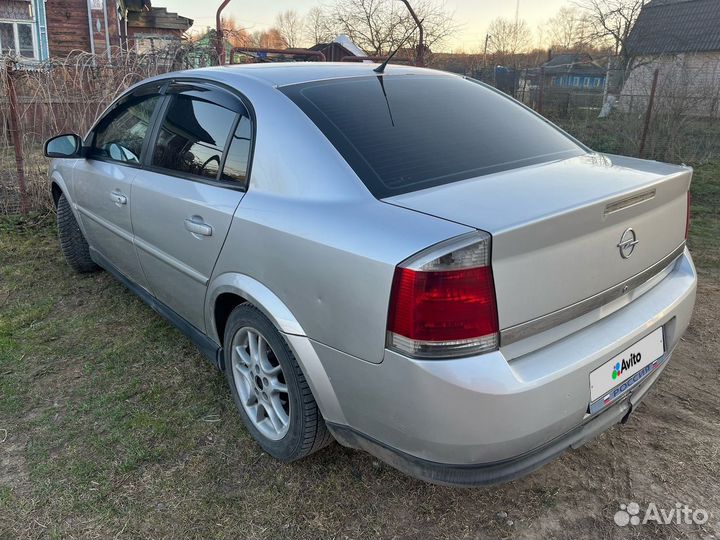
<box><xmin>5</xmin><ymin>60</ymin><xmax>27</xmax><ymax>215</ymax></box>
<box><xmin>538</xmin><ymin>66</ymin><xmax>545</xmax><ymax>114</ymax></box>
<box><xmin>638</xmin><ymin>68</ymin><xmax>660</xmax><ymax>158</ymax></box>
<box><xmin>216</xmin><ymin>0</ymin><xmax>232</xmax><ymax>65</ymax></box>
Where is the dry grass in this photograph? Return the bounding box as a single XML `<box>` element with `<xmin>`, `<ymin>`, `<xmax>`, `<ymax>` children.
<box><xmin>0</xmin><ymin>165</ymin><xmax>719</xmax><ymax>538</ymax></box>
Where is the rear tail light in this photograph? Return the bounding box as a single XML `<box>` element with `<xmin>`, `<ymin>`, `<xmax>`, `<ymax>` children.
<box><xmin>685</xmin><ymin>191</ymin><xmax>692</xmax><ymax>240</ymax></box>
<box><xmin>386</xmin><ymin>232</ymin><xmax>499</xmax><ymax>359</ymax></box>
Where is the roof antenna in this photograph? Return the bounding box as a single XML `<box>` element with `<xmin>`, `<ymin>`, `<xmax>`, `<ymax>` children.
<box><xmin>374</xmin><ymin>24</ymin><xmax>420</xmax><ymax>74</ymax></box>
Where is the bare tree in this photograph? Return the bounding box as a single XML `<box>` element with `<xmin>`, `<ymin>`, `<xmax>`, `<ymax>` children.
<box><xmin>330</xmin><ymin>0</ymin><xmax>456</xmax><ymax>56</ymax></box>
<box><xmin>222</xmin><ymin>15</ymin><xmax>252</xmax><ymax>48</ymax></box>
<box><xmin>486</xmin><ymin>17</ymin><xmax>533</xmax><ymax>65</ymax></box>
<box><xmin>250</xmin><ymin>28</ymin><xmax>286</xmax><ymax>49</ymax></box>
<box><xmin>275</xmin><ymin>10</ymin><xmax>304</xmax><ymax>48</ymax></box>
<box><xmin>575</xmin><ymin>0</ymin><xmax>647</xmax><ymax>69</ymax></box>
<box><xmin>331</xmin><ymin>0</ymin><xmax>404</xmax><ymax>55</ymax></box>
<box><xmin>545</xmin><ymin>7</ymin><xmax>592</xmax><ymax>52</ymax></box>
<box><xmin>304</xmin><ymin>7</ymin><xmax>336</xmax><ymax>45</ymax></box>
<box><xmin>397</xmin><ymin>0</ymin><xmax>457</xmax><ymax>56</ymax></box>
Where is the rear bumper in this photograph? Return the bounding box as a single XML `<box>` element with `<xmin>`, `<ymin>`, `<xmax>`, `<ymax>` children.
<box><xmin>327</xmin><ymin>352</ymin><xmax>670</xmax><ymax>487</ymax></box>
<box><xmin>301</xmin><ymin>248</ymin><xmax>697</xmax><ymax>485</ymax></box>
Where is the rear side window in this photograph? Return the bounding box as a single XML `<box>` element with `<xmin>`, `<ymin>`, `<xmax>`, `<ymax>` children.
<box><xmin>281</xmin><ymin>75</ymin><xmax>585</xmax><ymax>197</ymax></box>
<box><xmin>152</xmin><ymin>95</ymin><xmax>236</xmax><ymax>180</ymax></box>
<box><xmin>92</xmin><ymin>95</ymin><xmax>160</xmax><ymax>164</ymax></box>
<box><xmin>221</xmin><ymin>115</ymin><xmax>252</xmax><ymax>184</ymax></box>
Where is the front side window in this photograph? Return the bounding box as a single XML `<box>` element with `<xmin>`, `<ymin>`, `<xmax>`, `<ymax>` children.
<box><xmin>92</xmin><ymin>95</ymin><xmax>160</xmax><ymax>164</ymax></box>
<box><xmin>151</xmin><ymin>95</ymin><xmax>236</xmax><ymax>180</ymax></box>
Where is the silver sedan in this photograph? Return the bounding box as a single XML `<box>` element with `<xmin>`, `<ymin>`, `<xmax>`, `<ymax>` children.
<box><xmin>44</xmin><ymin>63</ymin><xmax>696</xmax><ymax>486</ymax></box>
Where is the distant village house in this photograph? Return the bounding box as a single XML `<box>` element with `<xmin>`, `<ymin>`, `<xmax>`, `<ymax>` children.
<box><xmin>621</xmin><ymin>0</ymin><xmax>720</xmax><ymax>117</ymax></box>
<box><xmin>541</xmin><ymin>53</ymin><xmax>606</xmax><ymax>92</ymax></box>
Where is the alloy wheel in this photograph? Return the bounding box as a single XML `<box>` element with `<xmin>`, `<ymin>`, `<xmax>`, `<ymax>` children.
<box><xmin>230</xmin><ymin>327</ymin><xmax>290</xmax><ymax>440</ymax></box>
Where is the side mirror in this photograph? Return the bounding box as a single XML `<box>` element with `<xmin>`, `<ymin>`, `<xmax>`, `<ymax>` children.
<box><xmin>44</xmin><ymin>133</ymin><xmax>83</xmax><ymax>158</ymax></box>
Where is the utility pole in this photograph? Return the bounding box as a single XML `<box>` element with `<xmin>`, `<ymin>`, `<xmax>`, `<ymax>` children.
<box><xmin>513</xmin><ymin>0</ymin><xmax>520</xmax><ymax>71</ymax></box>
<box><xmin>483</xmin><ymin>33</ymin><xmax>491</xmax><ymax>69</ymax></box>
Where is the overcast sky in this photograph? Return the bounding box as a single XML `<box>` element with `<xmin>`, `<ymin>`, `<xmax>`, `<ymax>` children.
<box><xmin>162</xmin><ymin>0</ymin><xmax>572</xmax><ymax>52</ymax></box>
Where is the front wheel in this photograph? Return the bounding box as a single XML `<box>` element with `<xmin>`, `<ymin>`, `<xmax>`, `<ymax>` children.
<box><xmin>224</xmin><ymin>304</ymin><xmax>332</xmax><ymax>461</ymax></box>
<box><xmin>56</xmin><ymin>193</ymin><xmax>99</xmax><ymax>274</ymax></box>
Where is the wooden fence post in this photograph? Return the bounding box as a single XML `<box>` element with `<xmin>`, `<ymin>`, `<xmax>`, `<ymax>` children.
<box><xmin>638</xmin><ymin>68</ymin><xmax>660</xmax><ymax>158</ymax></box>
<box><xmin>5</xmin><ymin>60</ymin><xmax>27</xmax><ymax>215</ymax></box>
<box><xmin>538</xmin><ymin>66</ymin><xmax>545</xmax><ymax>114</ymax></box>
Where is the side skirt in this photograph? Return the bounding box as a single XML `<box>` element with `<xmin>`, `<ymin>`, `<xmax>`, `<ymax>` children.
<box><xmin>90</xmin><ymin>248</ymin><xmax>224</xmax><ymax>369</ymax></box>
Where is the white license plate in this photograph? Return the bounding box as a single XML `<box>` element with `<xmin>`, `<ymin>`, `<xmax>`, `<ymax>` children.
<box><xmin>589</xmin><ymin>327</ymin><xmax>665</xmax><ymax>405</ymax></box>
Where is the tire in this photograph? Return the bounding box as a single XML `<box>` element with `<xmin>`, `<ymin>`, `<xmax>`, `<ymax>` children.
<box><xmin>56</xmin><ymin>193</ymin><xmax>99</xmax><ymax>273</ymax></box>
<box><xmin>224</xmin><ymin>304</ymin><xmax>333</xmax><ymax>461</ymax></box>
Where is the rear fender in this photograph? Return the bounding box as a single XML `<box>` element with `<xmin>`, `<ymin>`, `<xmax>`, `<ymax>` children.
<box><xmin>206</xmin><ymin>273</ymin><xmax>346</xmax><ymax>424</ymax></box>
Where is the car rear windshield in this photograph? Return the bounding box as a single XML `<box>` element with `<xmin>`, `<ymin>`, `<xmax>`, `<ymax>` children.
<box><xmin>281</xmin><ymin>74</ymin><xmax>585</xmax><ymax>198</ymax></box>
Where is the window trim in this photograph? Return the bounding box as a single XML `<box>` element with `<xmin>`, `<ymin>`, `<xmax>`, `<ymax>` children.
<box><xmin>83</xmin><ymin>77</ymin><xmax>257</xmax><ymax>192</ymax></box>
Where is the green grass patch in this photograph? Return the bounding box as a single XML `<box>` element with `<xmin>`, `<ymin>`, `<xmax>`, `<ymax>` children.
<box><xmin>0</xmin><ymin>215</ymin><xmax>253</xmax><ymax>535</ymax></box>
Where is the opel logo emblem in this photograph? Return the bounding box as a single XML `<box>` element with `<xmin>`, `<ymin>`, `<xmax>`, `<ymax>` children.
<box><xmin>617</xmin><ymin>228</ymin><xmax>638</xmax><ymax>259</ymax></box>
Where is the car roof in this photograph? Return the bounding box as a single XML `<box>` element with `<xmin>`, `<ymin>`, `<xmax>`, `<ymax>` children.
<box><xmin>159</xmin><ymin>62</ymin><xmax>455</xmax><ymax>88</ymax></box>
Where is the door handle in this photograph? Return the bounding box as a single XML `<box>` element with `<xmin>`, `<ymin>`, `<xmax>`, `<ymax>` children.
<box><xmin>184</xmin><ymin>217</ymin><xmax>213</xmax><ymax>237</ymax></box>
<box><xmin>110</xmin><ymin>191</ymin><xmax>127</xmax><ymax>206</ymax></box>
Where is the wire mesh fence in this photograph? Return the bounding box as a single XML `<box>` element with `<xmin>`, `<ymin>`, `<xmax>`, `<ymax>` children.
<box><xmin>2</xmin><ymin>50</ymin><xmax>720</xmax><ymax>215</ymax></box>
<box><xmin>0</xmin><ymin>45</ymin><xmax>215</xmax><ymax>215</ymax></box>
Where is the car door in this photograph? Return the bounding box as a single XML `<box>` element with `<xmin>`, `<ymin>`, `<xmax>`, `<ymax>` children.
<box><xmin>73</xmin><ymin>86</ymin><xmax>164</xmax><ymax>289</ymax></box>
<box><xmin>131</xmin><ymin>82</ymin><xmax>253</xmax><ymax>331</ymax></box>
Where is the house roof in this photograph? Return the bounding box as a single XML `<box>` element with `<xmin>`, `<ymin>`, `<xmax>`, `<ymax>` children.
<box><xmin>308</xmin><ymin>42</ymin><xmax>355</xmax><ymax>56</ymax></box>
<box><xmin>333</xmin><ymin>34</ymin><xmax>366</xmax><ymax>57</ymax></box>
<box><xmin>309</xmin><ymin>35</ymin><xmax>367</xmax><ymax>57</ymax></box>
<box><xmin>626</xmin><ymin>0</ymin><xmax>720</xmax><ymax>55</ymax></box>
<box><xmin>541</xmin><ymin>53</ymin><xmax>606</xmax><ymax>74</ymax></box>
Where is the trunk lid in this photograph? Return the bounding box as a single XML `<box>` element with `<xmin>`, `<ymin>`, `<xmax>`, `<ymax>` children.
<box><xmin>385</xmin><ymin>154</ymin><xmax>691</xmax><ymax>333</ymax></box>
